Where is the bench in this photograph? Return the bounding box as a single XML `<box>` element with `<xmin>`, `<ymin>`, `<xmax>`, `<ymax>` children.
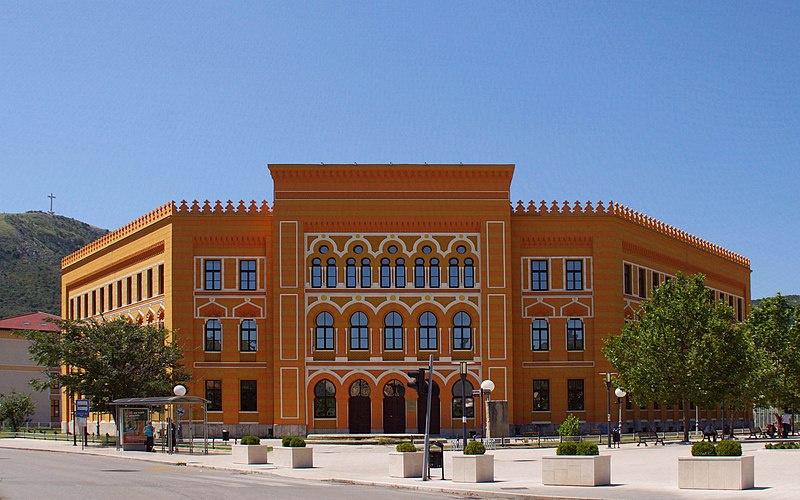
<box><xmin>521</xmin><ymin>431</ymin><xmax>541</xmax><ymax>446</ymax></box>
<box><xmin>748</xmin><ymin>426</ymin><xmax>768</xmax><ymax>439</ymax></box>
<box><xmin>637</xmin><ymin>431</ymin><xmax>665</xmax><ymax>446</ymax></box>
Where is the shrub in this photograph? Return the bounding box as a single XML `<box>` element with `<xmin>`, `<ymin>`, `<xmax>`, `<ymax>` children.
<box><xmin>715</xmin><ymin>440</ymin><xmax>742</xmax><ymax>456</ymax></box>
<box><xmin>556</xmin><ymin>442</ymin><xmax>578</xmax><ymax>455</ymax></box>
<box><xmin>464</xmin><ymin>440</ymin><xmax>486</xmax><ymax>455</ymax></box>
<box><xmin>240</xmin><ymin>435</ymin><xmax>260</xmax><ymax>445</ymax></box>
<box><xmin>691</xmin><ymin>441</ymin><xmax>716</xmax><ymax>456</ymax></box>
<box><xmin>281</xmin><ymin>436</ymin><xmax>294</xmax><ymax>447</ymax></box>
<box><xmin>286</xmin><ymin>437</ymin><xmax>306</xmax><ymax>448</ymax></box>
<box><xmin>395</xmin><ymin>442</ymin><xmax>417</xmax><ymax>453</ymax></box>
<box><xmin>557</xmin><ymin>414</ymin><xmax>581</xmax><ymax>437</ymax></box>
<box><xmin>576</xmin><ymin>442</ymin><xmax>599</xmax><ymax>455</ymax></box>
<box><xmin>765</xmin><ymin>442</ymin><xmax>800</xmax><ymax>450</ymax></box>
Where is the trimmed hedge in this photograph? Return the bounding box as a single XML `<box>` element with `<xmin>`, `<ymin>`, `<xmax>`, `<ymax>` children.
<box><xmin>240</xmin><ymin>435</ymin><xmax>261</xmax><ymax>445</ymax></box>
<box><xmin>556</xmin><ymin>442</ymin><xmax>578</xmax><ymax>455</ymax></box>
<box><xmin>691</xmin><ymin>441</ymin><xmax>716</xmax><ymax>456</ymax></box>
<box><xmin>464</xmin><ymin>440</ymin><xmax>486</xmax><ymax>455</ymax></box>
<box><xmin>576</xmin><ymin>442</ymin><xmax>600</xmax><ymax>455</ymax></box>
<box><xmin>286</xmin><ymin>437</ymin><xmax>306</xmax><ymax>448</ymax></box>
<box><xmin>765</xmin><ymin>442</ymin><xmax>800</xmax><ymax>450</ymax></box>
<box><xmin>395</xmin><ymin>442</ymin><xmax>417</xmax><ymax>453</ymax></box>
<box><xmin>715</xmin><ymin>440</ymin><xmax>742</xmax><ymax>456</ymax></box>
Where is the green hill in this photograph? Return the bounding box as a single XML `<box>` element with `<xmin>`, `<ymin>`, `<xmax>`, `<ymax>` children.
<box><xmin>752</xmin><ymin>295</ymin><xmax>800</xmax><ymax>308</ymax></box>
<box><xmin>0</xmin><ymin>211</ymin><xmax>107</xmax><ymax>318</ymax></box>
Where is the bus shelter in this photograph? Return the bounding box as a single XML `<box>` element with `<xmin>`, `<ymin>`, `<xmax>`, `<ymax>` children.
<box><xmin>110</xmin><ymin>395</ymin><xmax>209</xmax><ymax>454</ymax></box>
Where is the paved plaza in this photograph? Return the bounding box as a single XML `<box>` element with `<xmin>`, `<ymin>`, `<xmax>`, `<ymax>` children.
<box><xmin>2</xmin><ymin>437</ymin><xmax>799</xmax><ymax>499</ymax></box>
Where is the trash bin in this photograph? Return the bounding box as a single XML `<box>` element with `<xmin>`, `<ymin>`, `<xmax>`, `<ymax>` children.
<box><xmin>428</xmin><ymin>448</ymin><xmax>443</xmax><ymax>468</ymax></box>
<box><xmin>222</xmin><ymin>429</ymin><xmax>230</xmax><ymax>442</ymax></box>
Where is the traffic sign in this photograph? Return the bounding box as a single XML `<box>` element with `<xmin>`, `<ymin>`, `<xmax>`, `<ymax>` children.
<box><xmin>75</xmin><ymin>399</ymin><xmax>90</xmax><ymax>418</ymax></box>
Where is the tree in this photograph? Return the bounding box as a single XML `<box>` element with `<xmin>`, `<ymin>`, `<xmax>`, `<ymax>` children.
<box><xmin>744</xmin><ymin>294</ymin><xmax>800</xmax><ymax>411</ymax></box>
<box><xmin>603</xmin><ymin>273</ymin><xmax>757</xmax><ymax>442</ymax></box>
<box><xmin>16</xmin><ymin>318</ymin><xmax>190</xmax><ymax>417</ymax></box>
<box><xmin>0</xmin><ymin>391</ymin><xmax>36</xmax><ymax>431</ymax></box>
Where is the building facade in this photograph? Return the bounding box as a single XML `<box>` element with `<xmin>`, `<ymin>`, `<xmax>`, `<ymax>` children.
<box><xmin>60</xmin><ymin>165</ymin><xmax>750</xmax><ymax>437</ymax></box>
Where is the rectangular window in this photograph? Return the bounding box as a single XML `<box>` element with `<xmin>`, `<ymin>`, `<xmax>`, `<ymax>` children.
<box><xmin>652</xmin><ymin>271</ymin><xmax>660</xmax><ymax>291</ymax></box>
<box><xmin>91</xmin><ymin>290</ymin><xmax>97</xmax><ymax>316</ymax></box>
<box><xmin>204</xmin><ymin>260</ymin><xmax>221</xmax><ymax>290</ymax></box>
<box><xmin>566</xmin><ymin>319</ymin><xmax>584</xmax><ymax>351</ymax></box>
<box><xmin>75</xmin><ymin>296</ymin><xmax>81</xmax><ymax>319</ymax></box>
<box><xmin>69</xmin><ymin>298</ymin><xmax>75</xmax><ymax>320</ymax></box>
<box><xmin>240</xmin><ymin>380</ymin><xmax>257</xmax><ymax>412</ymax></box>
<box><xmin>239</xmin><ymin>260</ymin><xmax>257</xmax><ymax>290</ymax></box>
<box><xmin>638</xmin><ymin>268</ymin><xmax>646</xmax><ymax>298</ymax></box>
<box><xmin>158</xmin><ymin>264</ymin><xmax>164</xmax><ymax>295</ymax></box>
<box><xmin>98</xmin><ymin>288</ymin><xmax>104</xmax><ymax>313</ymax></box>
<box><xmin>623</xmin><ymin>264</ymin><xmax>632</xmax><ymax>294</ymax></box>
<box><xmin>239</xmin><ymin>320</ymin><xmax>257</xmax><ymax>352</ymax></box>
<box><xmin>566</xmin><ymin>260</ymin><xmax>583</xmax><ymax>290</ymax></box>
<box><xmin>205</xmin><ymin>380</ymin><xmax>222</xmax><ymax>411</ymax></box>
<box><xmin>531</xmin><ymin>260</ymin><xmax>548</xmax><ymax>291</ymax></box>
<box><xmin>51</xmin><ymin>399</ymin><xmax>60</xmax><ymax>419</ymax></box>
<box><xmin>147</xmin><ymin>268</ymin><xmax>153</xmax><ymax>297</ymax></box>
<box><xmin>567</xmin><ymin>379</ymin><xmax>584</xmax><ymax>411</ymax></box>
<box><xmin>531</xmin><ymin>319</ymin><xmax>549</xmax><ymax>351</ymax></box>
<box><xmin>107</xmin><ymin>284</ymin><xmax>113</xmax><ymax>310</ymax></box>
<box><xmin>116</xmin><ymin>281</ymin><xmax>122</xmax><ymax>308</ymax></box>
<box><xmin>136</xmin><ymin>273</ymin><xmax>142</xmax><ymax>302</ymax></box>
<box><xmin>737</xmin><ymin>298</ymin><xmax>743</xmax><ymax>321</ymax></box>
<box><xmin>533</xmin><ymin>380</ymin><xmax>550</xmax><ymax>411</ymax></box>
<box><xmin>84</xmin><ymin>294</ymin><xmax>88</xmax><ymax>317</ymax></box>
<box><xmin>126</xmin><ymin>277</ymin><xmax>132</xmax><ymax>305</ymax></box>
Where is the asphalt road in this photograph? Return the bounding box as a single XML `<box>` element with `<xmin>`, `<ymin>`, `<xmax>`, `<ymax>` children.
<box><xmin>0</xmin><ymin>448</ymin><xmax>458</xmax><ymax>500</ymax></box>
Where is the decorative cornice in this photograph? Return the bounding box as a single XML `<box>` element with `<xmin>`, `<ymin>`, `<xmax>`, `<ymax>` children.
<box><xmin>193</xmin><ymin>236</ymin><xmax>267</xmax><ymax>247</ymax></box>
<box><xmin>269</xmin><ymin>164</ymin><xmax>515</xmax><ymax>182</ymax></box>
<box><xmin>520</xmin><ymin>235</ymin><xmax>593</xmax><ymax>248</ymax></box>
<box><xmin>175</xmin><ymin>199</ymin><xmax>271</xmax><ymax>215</ymax></box>
<box><xmin>303</xmin><ymin>220</ymin><xmax>482</xmax><ymax>232</ymax></box>
<box><xmin>512</xmin><ymin>200</ymin><xmax>749</xmax><ymax>268</ymax></box>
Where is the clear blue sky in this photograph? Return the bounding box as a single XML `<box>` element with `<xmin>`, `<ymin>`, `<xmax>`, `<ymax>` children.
<box><xmin>2</xmin><ymin>2</ymin><xmax>797</xmax><ymax>298</ymax></box>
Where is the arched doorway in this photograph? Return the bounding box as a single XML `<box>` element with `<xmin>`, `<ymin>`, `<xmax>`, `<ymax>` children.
<box><xmin>382</xmin><ymin>380</ymin><xmax>406</xmax><ymax>433</ymax></box>
<box><xmin>417</xmin><ymin>381</ymin><xmax>440</xmax><ymax>435</ymax></box>
<box><xmin>348</xmin><ymin>379</ymin><xmax>371</xmax><ymax>434</ymax></box>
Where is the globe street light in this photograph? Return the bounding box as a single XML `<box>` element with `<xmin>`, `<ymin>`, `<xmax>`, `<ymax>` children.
<box><xmin>615</xmin><ymin>387</ymin><xmax>627</xmax><ymax>446</ymax></box>
<box><xmin>480</xmin><ymin>380</ymin><xmax>495</xmax><ymax>442</ymax></box>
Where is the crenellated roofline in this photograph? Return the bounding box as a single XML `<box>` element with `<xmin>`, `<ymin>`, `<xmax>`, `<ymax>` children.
<box><xmin>511</xmin><ymin>199</ymin><xmax>749</xmax><ymax>268</ymax></box>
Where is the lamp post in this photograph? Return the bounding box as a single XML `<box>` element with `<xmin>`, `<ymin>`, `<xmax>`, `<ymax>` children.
<box><xmin>600</xmin><ymin>372</ymin><xmax>616</xmax><ymax>448</ymax></box>
<box><xmin>459</xmin><ymin>362</ymin><xmax>468</xmax><ymax>450</ymax></box>
<box><xmin>615</xmin><ymin>387</ymin><xmax>627</xmax><ymax>445</ymax></box>
<box><xmin>480</xmin><ymin>380</ymin><xmax>495</xmax><ymax>442</ymax></box>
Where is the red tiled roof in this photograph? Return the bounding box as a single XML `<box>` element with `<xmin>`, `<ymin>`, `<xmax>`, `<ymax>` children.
<box><xmin>0</xmin><ymin>312</ymin><xmax>60</xmax><ymax>332</ymax></box>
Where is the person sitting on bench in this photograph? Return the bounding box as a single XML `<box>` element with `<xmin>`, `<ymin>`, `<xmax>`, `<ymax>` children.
<box><xmin>703</xmin><ymin>423</ymin><xmax>717</xmax><ymax>443</ymax></box>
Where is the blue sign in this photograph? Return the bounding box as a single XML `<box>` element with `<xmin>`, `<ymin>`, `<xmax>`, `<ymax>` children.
<box><xmin>75</xmin><ymin>399</ymin><xmax>90</xmax><ymax>418</ymax></box>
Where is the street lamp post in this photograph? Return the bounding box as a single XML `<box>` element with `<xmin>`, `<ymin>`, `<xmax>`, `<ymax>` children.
<box><xmin>615</xmin><ymin>387</ymin><xmax>627</xmax><ymax>446</ymax></box>
<box><xmin>459</xmin><ymin>362</ymin><xmax>468</xmax><ymax>450</ymax></box>
<box><xmin>600</xmin><ymin>372</ymin><xmax>616</xmax><ymax>449</ymax></box>
<box><xmin>480</xmin><ymin>380</ymin><xmax>495</xmax><ymax>442</ymax></box>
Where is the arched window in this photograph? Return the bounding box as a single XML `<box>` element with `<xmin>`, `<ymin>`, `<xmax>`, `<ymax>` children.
<box><xmin>452</xmin><ymin>379</ymin><xmax>475</xmax><ymax>418</ymax></box>
<box><xmin>395</xmin><ymin>258</ymin><xmax>406</xmax><ymax>288</ymax></box>
<box><xmin>430</xmin><ymin>258</ymin><xmax>440</xmax><ymax>288</ymax></box>
<box><xmin>349</xmin><ymin>379</ymin><xmax>370</xmax><ymax>397</ymax></box>
<box><xmin>314</xmin><ymin>380</ymin><xmax>336</xmax><ymax>418</ymax></box>
<box><xmin>346</xmin><ymin>258</ymin><xmax>357</xmax><ymax>288</ymax></box>
<box><xmin>204</xmin><ymin>319</ymin><xmax>222</xmax><ymax>352</ymax></box>
<box><xmin>567</xmin><ymin>318</ymin><xmax>584</xmax><ymax>351</ymax></box>
<box><xmin>384</xmin><ymin>311</ymin><xmax>403</xmax><ymax>350</ymax></box>
<box><xmin>464</xmin><ymin>258</ymin><xmax>474</xmax><ymax>288</ymax></box>
<box><xmin>349</xmin><ymin>311</ymin><xmax>369</xmax><ymax>350</ymax></box>
<box><xmin>453</xmin><ymin>311</ymin><xmax>472</xmax><ymax>350</ymax></box>
<box><xmin>380</xmin><ymin>258</ymin><xmax>391</xmax><ymax>288</ymax></box>
<box><xmin>239</xmin><ymin>319</ymin><xmax>257</xmax><ymax>352</ymax></box>
<box><xmin>414</xmin><ymin>258</ymin><xmax>425</xmax><ymax>288</ymax></box>
<box><xmin>531</xmin><ymin>318</ymin><xmax>549</xmax><ymax>351</ymax></box>
<box><xmin>383</xmin><ymin>380</ymin><xmax>405</xmax><ymax>397</ymax></box>
<box><xmin>361</xmin><ymin>258</ymin><xmax>371</xmax><ymax>288</ymax></box>
<box><xmin>449</xmin><ymin>258</ymin><xmax>459</xmax><ymax>288</ymax></box>
<box><xmin>315</xmin><ymin>312</ymin><xmax>334</xmax><ymax>350</ymax></box>
<box><xmin>311</xmin><ymin>258</ymin><xmax>322</xmax><ymax>288</ymax></box>
<box><xmin>418</xmin><ymin>311</ymin><xmax>438</xmax><ymax>350</ymax></box>
<box><xmin>326</xmin><ymin>258</ymin><xmax>337</xmax><ymax>288</ymax></box>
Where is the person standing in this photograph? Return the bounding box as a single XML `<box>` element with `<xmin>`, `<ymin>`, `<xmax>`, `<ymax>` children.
<box><xmin>781</xmin><ymin>410</ymin><xmax>792</xmax><ymax>439</ymax></box>
<box><xmin>144</xmin><ymin>421</ymin><xmax>155</xmax><ymax>452</ymax></box>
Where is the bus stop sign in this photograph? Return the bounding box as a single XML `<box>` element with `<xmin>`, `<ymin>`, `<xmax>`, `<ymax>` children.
<box><xmin>76</xmin><ymin>399</ymin><xmax>90</xmax><ymax>418</ymax></box>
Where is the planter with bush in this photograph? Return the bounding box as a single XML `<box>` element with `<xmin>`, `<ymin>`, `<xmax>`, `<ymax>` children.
<box><xmin>232</xmin><ymin>435</ymin><xmax>269</xmax><ymax>465</ymax></box>
<box><xmin>273</xmin><ymin>436</ymin><xmax>313</xmax><ymax>468</ymax></box>
<box><xmin>452</xmin><ymin>440</ymin><xmax>494</xmax><ymax>483</ymax></box>
<box><xmin>543</xmin><ymin>439</ymin><xmax>610</xmax><ymax>486</ymax></box>
<box><xmin>389</xmin><ymin>441</ymin><xmax>423</xmax><ymax>478</ymax></box>
<box><xmin>679</xmin><ymin>440</ymin><xmax>753</xmax><ymax>490</ymax></box>
<box><xmin>765</xmin><ymin>442</ymin><xmax>800</xmax><ymax>450</ymax></box>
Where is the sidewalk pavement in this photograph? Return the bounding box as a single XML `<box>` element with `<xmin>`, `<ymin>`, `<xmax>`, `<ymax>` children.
<box><xmin>2</xmin><ymin>437</ymin><xmax>799</xmax><ymax>499</ymax></box>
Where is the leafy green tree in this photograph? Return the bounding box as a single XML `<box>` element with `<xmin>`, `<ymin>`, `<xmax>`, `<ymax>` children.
<box><xmin>744</xmin><ymin>294</ymin><xmax>800</xmax><ymax>410</ymax></box>
<box><xmin>603</xmin><ymin>273</ymin><xmax>757</xmax><ymax>442</ymax></box>
<box><xmin>0</xmin><ymin>391</ymin><xmax>36</xmax><ymax>431</ymax></box>
<box><xmin>17</xmin><ymin>318</ymin><xmax>190</xmax><ymax>417</ymax></box>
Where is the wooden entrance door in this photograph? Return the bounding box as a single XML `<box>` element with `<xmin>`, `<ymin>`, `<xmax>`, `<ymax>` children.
<box><xmin>382</xmin><ymin>380</ymin><xmax>406</xmax><ymax>433</ymax></box>
<box><xmin>348</xmin><ymin>379</ymin><xmax>371</xmax><ymax>434</ymax></box>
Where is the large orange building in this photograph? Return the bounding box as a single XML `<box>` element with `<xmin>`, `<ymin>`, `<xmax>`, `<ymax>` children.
<box><xmin>60</xmin><ymin>164</ymin><xmax>750</xmax><ymax>437</ymax></box>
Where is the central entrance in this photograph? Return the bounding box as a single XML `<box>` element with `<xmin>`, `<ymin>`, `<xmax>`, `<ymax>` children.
<box><xmin>382</xmin><ymin>380</ymin><xmax>406</xmax><ymax>433</ymax></box>
<box><xmin>417</xmin><ymin>381</ymin><xmax>440</xmax><ymax>435</ymax></box>
<box><xmin>348</xmin><ymin>379</ymin><xmax>371</xmax><ymax>434</ymax></box>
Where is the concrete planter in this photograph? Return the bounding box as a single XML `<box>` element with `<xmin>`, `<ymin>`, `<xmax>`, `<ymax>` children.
<box><xmin>452</xmin><ymin>454</ymin><xmax>494</xmax><ymax>483</ymax></box>
<box><xmin>542</xmin><ymin>455</ymin><xmax>611</xmax><ymax>486</ymax></box>
<box><xmin>232</xmin><ymin>444</ymin><xmax>269</xmax><ymax>464</ymax></box>
<box><xmin>273</xmin><ymin>446</ymin><xmax>314</xmax><ymax>468</ymax></box>
<box><xmin>389</xmin><ymin>452</ymin><xmax>424</xmax><ymax>478</ymax></box>
<box><xmin>678</xmin><ymin>455</ymin><xmax>754</xmax><ymax>490</ymax></box>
